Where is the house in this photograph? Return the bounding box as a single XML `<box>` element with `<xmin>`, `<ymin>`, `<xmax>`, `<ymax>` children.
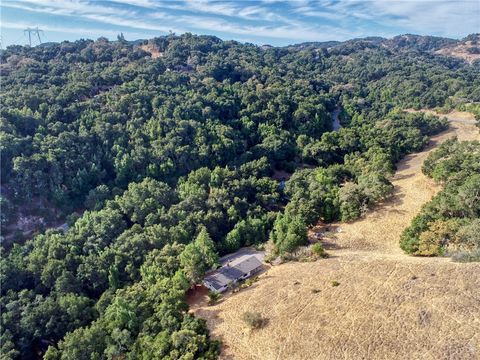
<box><xmin>203</xmin><ymin>256</ymin><xmax>263</xmax><ymax>293</ymax></box>
<box><xmin>56</xmin><ymin>223</ymin><xmax>69</xmax><ymax>232</ymax></box>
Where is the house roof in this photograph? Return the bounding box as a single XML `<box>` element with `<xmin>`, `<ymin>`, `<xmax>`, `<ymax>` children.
<box><xmin>204</xmin><ymin>267</ymin><xmax>244</xmax><ymax>290</ymax></box>
<box><xmin>204</xmin><ymin>256</ymin><xmax>263</xmax><ymax>290</ymax></box>
<box><xmin>231</xmin><ymin>256</ymin><xmax>263</xmax><ymax>274</ymax></box>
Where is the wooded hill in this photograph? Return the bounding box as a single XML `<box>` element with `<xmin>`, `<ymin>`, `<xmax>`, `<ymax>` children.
<box><xmin>0</xmin><ymin>33</ymin><xmax>479</xmax><ymax>359</ymax></box>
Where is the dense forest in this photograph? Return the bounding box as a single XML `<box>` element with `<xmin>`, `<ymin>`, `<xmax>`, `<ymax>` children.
<box><xmin>400</xmin><ymin>138</ymin><xmax>480</xmax><ymax>260</ymax></box>
<box><xmin>1</xmin><ymin>33</ymin><xmax>479</xmax><ymax>359</ymax></box>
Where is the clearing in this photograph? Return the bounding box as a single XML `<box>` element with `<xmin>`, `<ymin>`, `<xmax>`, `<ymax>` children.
<box><xmin>192</xmin><ymin>111</ymin><xmax>480</xmax><ymax>360</ymax></box>
<box><xmin>435</xmin><ymin>39</ymin><xmax>480</xmax><ymax>64</ymax></box>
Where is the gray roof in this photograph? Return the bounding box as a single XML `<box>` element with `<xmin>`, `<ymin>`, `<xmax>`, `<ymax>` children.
<box><xmin>204</xmin><ymin>256</ymin><xmax>263</xmax><ymax>290</ymax></box>
<box><xmin>204</xmin><ymin>267</ymin><xmax>244</xmax><ymax>291</ymax></box>
<box><xmin>232</xmin><ymin>256</ymin><xmax>262</xmax><ymax>274</ymax></box>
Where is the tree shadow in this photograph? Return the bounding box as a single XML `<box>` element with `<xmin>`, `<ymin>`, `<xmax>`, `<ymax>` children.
<box><xmin>394</xmin><ymin>173</ymin><xmax>415</xmax><ymax>181</ymax></box>
<box><xmin>322</xmin><ymin>239</ymin><xmax>343</xmax><ymax>250</ymax></box>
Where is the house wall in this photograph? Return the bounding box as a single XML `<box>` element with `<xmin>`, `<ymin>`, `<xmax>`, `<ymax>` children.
<box><xmin>248</xmin><ymin>266</ymin><xmax>262</xmax><ymax>277</ymax></box>
<box><xmin>204</xmin><ymin>281</ymin><xmax>227</xmax><ymax>293</ymax></box>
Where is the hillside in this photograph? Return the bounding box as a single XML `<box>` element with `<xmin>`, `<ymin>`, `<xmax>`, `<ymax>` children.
<box><xmin>193</xmin><ymin>112</ymin><xmax>480</xmax><ymax>360</ymax></box>
<box><xmin>435</xmin><ymin>34</ymin><xmax>480</xmax><ymax>64</ymax></box>
<box><xmin>1</xmin><ymin>34</ymin><xmax>480</xmax><ymax>359</ymax></box>
<box><xmin>288</xmin><ymin>33</ymin><xmax>480</xmax><ymax>64</ymax></box>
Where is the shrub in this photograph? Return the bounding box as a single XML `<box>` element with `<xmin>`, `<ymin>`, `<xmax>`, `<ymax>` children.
<box><xmin>244</xmin><ymin>276</ymin><xmax>259</xmax><ymax>287</ymax></box>
<box><xmin>278</xmin><ymin>243</ymin><xmax>328</xmax><ymax>262</ymax></box>
<box><xmin>331</xmin><ymin>280</ymin><xmax>340</xmax><ymax>287</ymax></box>
<box><xmin>451</xmin><ymin>248</ymin><xmax>480</xmax><ymax>263</ymax></box>
<box><xmin>311</xmin><ymin>243</ymin><xmax>328</xmax><ymax>258</ymax></box>
<box><xmin>416</xmin><ymin>219</ymin><xmax>459</xmax><ymax>256</ymax></box>
<box><xmin>456</xmin><ymin>219</ymin><xmax>480</xmax><ymax>249</ymax></box>
<box><xmin>242</xmin><ymin>311</ymin><xmax>266</xmax><ymax>329</ymax></box>
<box><xmin>207</xmin><ymin>291</ymin><xmax>221</xmax><ymax>306</ymax></box>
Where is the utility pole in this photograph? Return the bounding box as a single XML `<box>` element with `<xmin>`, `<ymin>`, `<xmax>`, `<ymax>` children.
<box><xmin>24</xmin><ymin>27</ymin><xmax>43</xmax><ymax>46</ymax></box>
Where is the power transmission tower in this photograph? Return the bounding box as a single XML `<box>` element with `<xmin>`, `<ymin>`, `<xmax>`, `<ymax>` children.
<box><xmin>24</xmin><ymin>27</ymin><xmax>43</xmax><ymax>46</ymax></box>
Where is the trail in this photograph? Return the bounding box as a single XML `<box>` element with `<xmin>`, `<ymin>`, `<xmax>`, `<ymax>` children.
<box><xmin>194</xmin><ymin>111</ymin><xmax>480</xmax><ymax>360</ymax></box>
<box><xmin>327</xmin><ymin>111</ymin><xmax>478</xmax><ymax>257</ymax></box>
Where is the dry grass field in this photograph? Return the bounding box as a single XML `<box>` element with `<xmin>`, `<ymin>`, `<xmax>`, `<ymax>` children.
<box><xmin>192</xmin><ymin>111</ymin><xmax>480</xmax><ymax>360</ymax></box>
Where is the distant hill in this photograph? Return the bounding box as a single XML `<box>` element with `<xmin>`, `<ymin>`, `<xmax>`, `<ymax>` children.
<box><xmin>435</xmin><ymin>33</ymin><xmax>480</xmax><ymax>63</ymax></box>
<box><xmin>286</xmin><ymin>41</ymin><xmax>341</xmax><ymax>49</ymax></box>
<box><xmin>286</xmin><ymin>34</ymin><xmax>479</xmax><ymax>64</ymax></box>
<box><xmin>384</xmin><ymin>34</ymin><xmax>457</xmax><ymax>51</ymax></box>
<box><xmin>8</xmin><ymin>33</ymin><xmax>480</xmax><ymax>65</ymax></box>
<box><xmin>1</xmin><ymin>32</ymin><xmax>479</xmax><ymax>360</ymax></box>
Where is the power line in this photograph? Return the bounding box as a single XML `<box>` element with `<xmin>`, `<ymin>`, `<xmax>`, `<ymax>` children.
<box><xmin>24</xmin><ymin>27</ymin><xmax>43</xmax><ymax>46</ymax></box>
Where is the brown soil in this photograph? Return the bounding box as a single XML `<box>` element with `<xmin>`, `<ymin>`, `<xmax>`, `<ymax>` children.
<box><xmin>186</xmin><ymin>285</ymin><xmax>210</xmax><ymax>309</ymax></box>
<box><xmin>435</xmin><ymin>41</ymin><xmax>480</xmax><ymax>64</ymax></box>
<box><xmin>139</xmin><ymin>43</ymin><xmax>163</xmax><ymax>58</ymax></box>
<box><xmin>192</xmin><ymin>111</ymin><xmax>480</xmax><ymax>360</ymax></box>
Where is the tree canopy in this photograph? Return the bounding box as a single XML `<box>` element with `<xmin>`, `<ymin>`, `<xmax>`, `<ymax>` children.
<box><xmin>400</xmin><ymin>138</ymin><xmax>480</xmax><ymax>258</ymax></box>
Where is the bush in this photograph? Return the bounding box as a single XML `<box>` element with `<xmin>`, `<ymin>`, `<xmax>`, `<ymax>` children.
<box><xmin>207</xmin><ymin>291</ymin><xmax>221</xmax><ymax>306</ymax></box>
<box><xmin>416</xmin><ymin>219</ymin><xmax>459</xmax><ymax>256</ymax></box>
<box><xmin>277</xmin><ymin>243</ymin><xmax>328</xmax><ymax>262</ymax></box>
<box><xmin>331</xmin><ymin>280</ymin><xmax>340</xmax><ymax>287</ymax></box>
<box><xmin>451</xmin><ymin>248</ymin><xmax>480</xmax><ymax>263</ymax></box>
<box><xmin>311</xmin><ymin>242</ymin><xmax>328</xmax><ymax>258</ymax></box>
<box><xmin>243</xmin><ymin>276</ymin><xmax>259</xmax><ymax>287</ymax></box>
<box><xmin>242</xmin><ymin>311</ymin><xmax>266</xmax><ymax>329</ymax></box>
<box><xmin>456</xmin><ymin>219</ymin><xmax>480</xmax><ymax>249</ymax></box>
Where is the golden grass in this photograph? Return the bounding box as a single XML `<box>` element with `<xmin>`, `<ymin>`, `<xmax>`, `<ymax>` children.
<box><xmin>192</xmin><ymin>113</ymin><xmax>480</xmax><ymax>360</ymax></box>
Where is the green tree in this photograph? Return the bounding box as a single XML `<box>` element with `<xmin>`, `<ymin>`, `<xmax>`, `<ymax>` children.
<box><xmin>271</xmin><ymin>213</ymin><xmax>308</xmax><ymax>254</ymax></box>
<box><xmin>45</xmin><ymin>321</ymin><xmax>107</xmax><ymax>360</ymax></box>
<box><xmin>179</xmin><ymin>228</ymin><xmax>218</xmax><ymax>284</ymax></box>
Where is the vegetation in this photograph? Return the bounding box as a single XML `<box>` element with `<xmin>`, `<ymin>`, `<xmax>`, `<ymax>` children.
<box><xmin>242</xmin><ymin>311</ymin><xmax>266</xmax><ymax>329</ymax></box>
<box><xmin>457</xmin><ymin>103</ymin><xmax>480</xmax><ymax>125</ymax></box>
<box><xmin>241</xmin><ymin>276</ymin><xmax>260</xmax><ymax>288</ymax></box>
<box><xmin>1</xmin><ymin>33</ymin><xmax>479</xmax><ymax>359</ymax></box>
<box><xmin>451</xmin><ymin>248</ymin><xmax>480</xmax><ymax>263</ymax></box>
<box><xmin>400</xmin><ymin>139</ymin><xmax>480</xmax><ymax>259</ymax></box>
<box><xmin>207</xmin><ymin>291</ymin><xmax>222</xmax><ymax>306</ymax></box>
<box><xmin>311</xmin><ymin>243</ymin><xmax>327</xmax><ymax>258</ymax></box>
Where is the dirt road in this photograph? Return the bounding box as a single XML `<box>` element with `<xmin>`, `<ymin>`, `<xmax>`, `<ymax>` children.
<box><xmin>194</xmin><ymin>112</ymin><xmax>480</xmax><ymax>360</ymax></box>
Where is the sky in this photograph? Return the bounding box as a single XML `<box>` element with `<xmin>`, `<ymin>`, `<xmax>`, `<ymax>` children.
<box><xmin>1</xmin><ymin>0</ymin><xmax>479</xmax><ymax>47</ymax></box>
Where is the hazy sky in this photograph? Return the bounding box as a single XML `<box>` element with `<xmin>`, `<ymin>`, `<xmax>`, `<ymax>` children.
<box><xmin>1</xmin><ymin>0</ymin><xmax>479</xmax><ymax>47</ymax></box>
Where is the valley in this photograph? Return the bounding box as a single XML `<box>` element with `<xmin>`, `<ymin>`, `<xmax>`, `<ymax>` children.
<box><xmin>2</xmin><ymin>31</ymin><xmax>479</xmax><ymax>360</ymax></box>
<box><xmin>193</xmin><ymin>112</ymin><xmax>480</xmax><ymax>360</ymax></box>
